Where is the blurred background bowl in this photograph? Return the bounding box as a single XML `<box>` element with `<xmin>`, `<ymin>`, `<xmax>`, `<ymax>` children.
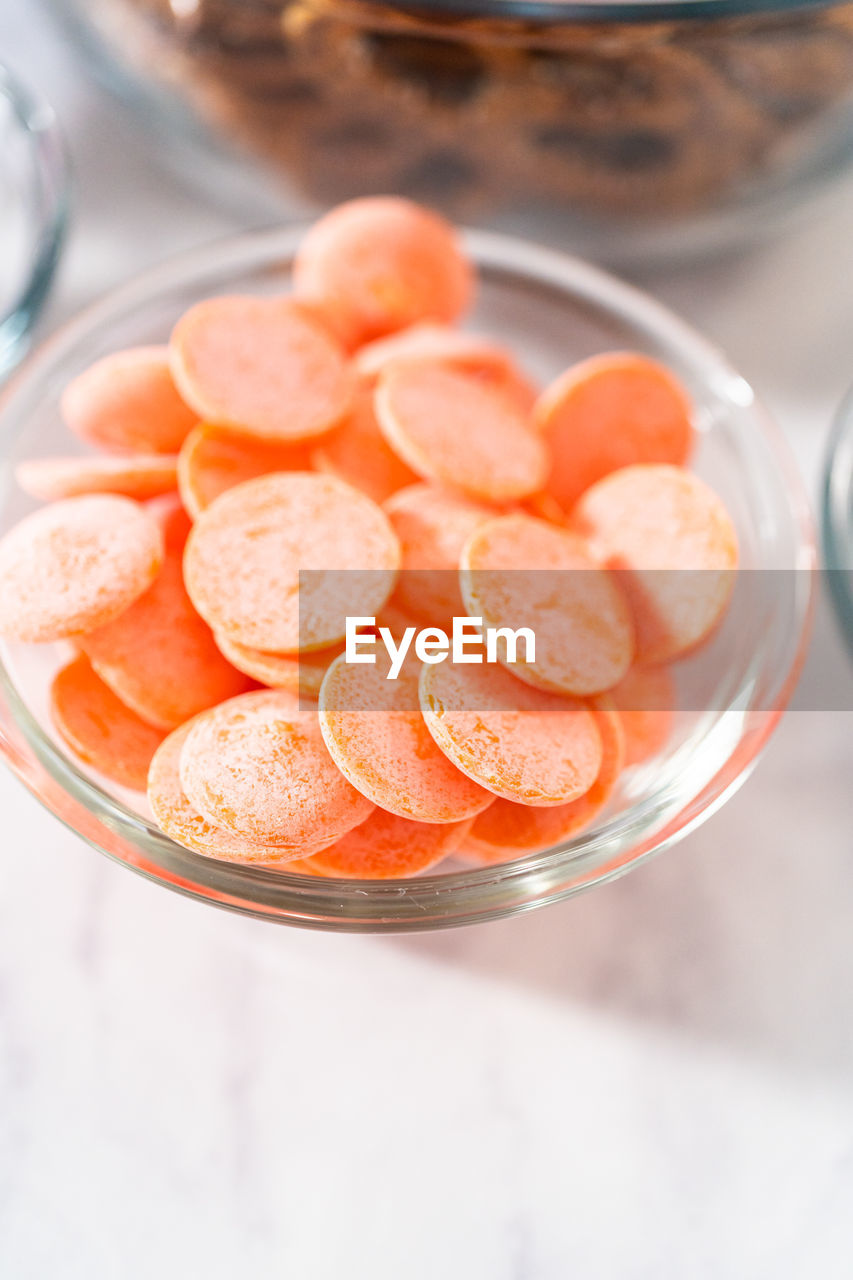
<box><xmin>0</xmin><ymin>63</ymin><xmax>67</xmax><ymax>381</ymax></box>
<box><xmin>47</xmin><ymin>0</ymin><xmax>853</xmax><ymax>264</ymax></box>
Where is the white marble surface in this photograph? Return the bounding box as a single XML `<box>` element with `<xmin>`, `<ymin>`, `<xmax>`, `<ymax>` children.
<box><xmin>2</xmin><ymin>4</ymin><xmax>853</xmax><ymax>1276</ymax></box>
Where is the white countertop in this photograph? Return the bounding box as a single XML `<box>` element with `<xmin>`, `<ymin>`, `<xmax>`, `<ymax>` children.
<box><xmin>2</xmin><ymin>4</ymin><xmax>853</xmax><ymax>1276</ymax></box>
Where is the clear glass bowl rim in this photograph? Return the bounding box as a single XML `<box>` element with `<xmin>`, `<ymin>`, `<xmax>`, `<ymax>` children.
<box><xmin>0</xmin><ymin>225</ymin><xmax>815</xmax><ymax>932</ymax></box>
<box><xmin>0</xmin><ymin>63</ymin><xmax>68</xmax><ymax>372</ymax></box>
<box><xmin>823</xmin><ymin>387</ymin><xmax>853</xmax><ymax>658</ymax></box>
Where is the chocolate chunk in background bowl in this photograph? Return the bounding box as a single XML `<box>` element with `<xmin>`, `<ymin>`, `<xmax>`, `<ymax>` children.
<box><xmin>362</xmin><ymin>32</ymin><xmax>488</xmax><ymax>105</ymax></box>
<box><xmin>399</xmin><ymin>148</ymin><xmax>480</xmax><ymax>201</ymax></box>
<box><xmin>535</xmin><ymin>125</ymin><xmax>677</xmax><ymax>174</ymax></box>
<box><xmin>517</xmin><ymin>43</ymin><xmax>772</xmax><ymax>213</ymax></box>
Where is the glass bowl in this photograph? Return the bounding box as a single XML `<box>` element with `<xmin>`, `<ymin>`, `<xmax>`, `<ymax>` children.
<box><xmin>823</xmin><ymin>387</ymin><xmax>853</xmax><ymax>659</ymax></box>
<box><xmin>0</xmin><ymin>64</ymin><xmax>68</xmax><ymax>382</ymax></box>
<box><xmin>49</xmin><ymin>0</ymin><xmax>853</xmax><ymax>263</ymax></box>
<box><xmin>0</xmin><ymin>227</ymin><xmax>814</xmax><ymax>931</ymax></box>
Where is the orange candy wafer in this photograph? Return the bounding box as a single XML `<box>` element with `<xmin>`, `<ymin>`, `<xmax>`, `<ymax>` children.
<box><xmin>79</xmin><ymin>525</ymin><xmax>252</xmax><ymax>730</ymax></box>
<box><xmin>178</xmin><ymin>422</ymin><xmax>314</xmax><ymax>518</ymax></box>
<box><xmin>609</xmin><ymin>664</ymin><xmax>676</xmax><ymax>767</ymax></box>
<box><xmin>311</xmin><ymin>385</ymin><xmax>418</xmax><ymax>505</ymax></box>
<box><xmin>305</xmin><ymin>807</ymin><xmax>471</xmax><ymax>879</ymax></box>
<box><xmin>51</xmin><ymin>655</ymin><xmax>167</xmax><ymax>791</ymax></box>
<box><xmin>460</xmin><ymin>513</ymin><xmax>634</xmax><ymax>696</ymax></box>
<box><xmin>374</xmin><ymin>601</ymin><xmax>423</xmax><ymax>640</ymax></box>
<box><xmin>355</xmin><ymin>323</ymin><xmax>537</xmax><ymax>410</ymax></box>
<box><xmin>376</xmin><ymin>362</ymin><xmax>547</xmax><ymax>502</ymax></box>
<box><xmin>61</xmin><ymin>346</ymin><xmax>198</xmax><ymax>455</ymax></box>
<box><xmin>179</xmin><ymin>689</ymin><xmax>375</xmax><ymax>848</ymax></box>
<box><xmin>319</xmin><ymin>651</ymin><xmax>494</xmax><ymax>824</ymax></box>
<box><xmin>570</xmin><ymin>464</ymin><xmax>738</xmax><ymax>664</ymax></box>
<box><xmin>0</xmin><ymin>494</ymin><xmax>163</xmax><ymax>643</ymax></box>
<box><xmin>293</xmin><ymin>196</ymin><xmax>472</xmax><ymax>348</ymax></box>
<box><xmin>383</xmin><ymin>483</ymin><xmax>495</xmax><ymax>628</ymax></box>
<box><xmin>213</xmin><ymin>631</ymin><xmax>338</xmax><ymax>699</ymax></box>
<box><xmin>534</xmin><ymin>352</ymin><xmax>694</xmax><ymax>514</ymax></box>
<box><xmin>420</xmin><ymin>660</ymin><xmax>602</xmax><ymax>806</ymax></box>
<box><xmin>184</xmin><ymin>472</ymin><xmax>399</xmax><ymax>653</ymax></box>
<box><xmin>170</xmin><ymin>296</ymin><xmax>353</xmax><ymax>444</ymax></box>
<box><xmin>16</xmin><ymin>454</ymin><xmax>179</xmax><ymax>502</ymax></box>
<box><xmin>148</xmin><ymin>721</ymin><xmax>332</xmax><ymax>863</ymax></box>
<box><xmin>145</xmin><ymin>492</ymin><xmax>192</xmax><ymax>551</ymax></box>
<box><xmin>355</xmin><ymin>323</ymin><xmax>513</xmax><ymax>381</ymax></box>
<box><xmin>463</xmin><ymin>700</ymin><xmax>625</xmax><ymax>863</ymax></box>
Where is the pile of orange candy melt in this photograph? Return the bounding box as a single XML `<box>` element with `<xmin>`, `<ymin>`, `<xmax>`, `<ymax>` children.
<box><xmin>0</xmin><ymin>197</ymin><xmax>738</xmax><ymax>878</ymax></box>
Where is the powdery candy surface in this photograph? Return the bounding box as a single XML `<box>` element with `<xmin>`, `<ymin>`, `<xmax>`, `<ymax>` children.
<box><xmin>148</xmin><ymin>720</ymin><xmax>337</xmax><ymax>864</ymax></box>
<box><xmin>183</xmin><ymin>471</ymin><xmax>400</xmax><ymax>653</ymax></box>
<box><xmin>319</xmin><ymin>651</ymin><xmax>494</xmax><ymax>824</ymax></box>
<box><xmin>0</xmin><ymin>495</ymin><xmax>163</xmax><ymax>643</ymax></box>
<box><xmin>178</xmin><ymin>689</ymin><xmax>375</xmax><ymax>848</ymax></box>
<box><xmin>420</xmin><ymin>661</ymin><xmax>603</xmax><ymax>807</ymax></box>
